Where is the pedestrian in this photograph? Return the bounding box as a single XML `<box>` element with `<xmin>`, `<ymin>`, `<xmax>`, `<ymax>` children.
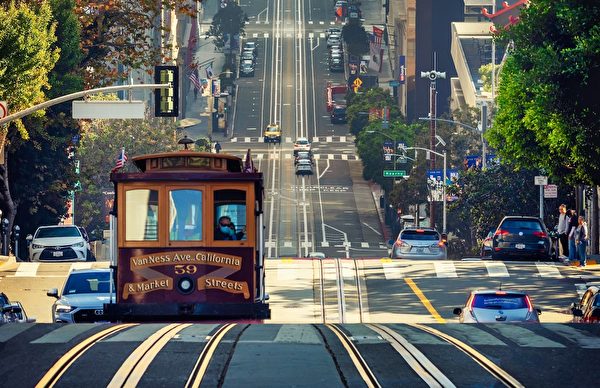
<box><xmin>214</xmin><ymin>141</ymin><xmax>222</xmax><ymax>154</ymax></box>
<box><xmin>575</xmin><ymin>215</ymin><xmax>589</xmax><ymax>267</ymax></box>
<box><xmin>557</xmin><ymin>204</ymin><xmax>569</xmax><ymax>258</ymax></box>
<box><xmin>567</xmin><ymin>209</ymin><xmax>578</xmax><ymax>263</ymax></box>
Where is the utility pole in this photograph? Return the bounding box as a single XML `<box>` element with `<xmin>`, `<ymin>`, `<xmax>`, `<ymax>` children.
<box><xmin>420</xmin><ymin>67</ymin><xmax>445</xmax><ymax>229</ymax></box>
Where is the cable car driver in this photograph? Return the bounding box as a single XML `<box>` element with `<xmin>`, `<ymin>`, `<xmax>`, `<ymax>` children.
<box><xmin>215</xmin><ymin>216</ymin><xmax>245</xmax><ymax>240</ymax></box>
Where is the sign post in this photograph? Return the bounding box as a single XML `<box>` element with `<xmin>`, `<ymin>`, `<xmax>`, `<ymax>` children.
<box><xmin>534</xmin><ymin>176</ymin><xmax>548</xmax><ymax>219</ymax></box>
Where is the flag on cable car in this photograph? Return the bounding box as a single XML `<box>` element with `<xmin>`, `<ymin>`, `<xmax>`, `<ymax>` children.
<box><xmin>111</xmin><ymin>148</ymin><xmax>128</xmax><ymax>173</ymax></box>
<box><xmin>243</xmin><ymin>148</ymin><xmax>256</xmax><ymax>173</ymax></box>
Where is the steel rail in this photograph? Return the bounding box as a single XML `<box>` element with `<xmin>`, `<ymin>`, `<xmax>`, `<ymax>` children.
<box><xmin>320</xmin><ymin>258</ymin><xmax>326</xmax><ymax>323</ymax></box>
<box><xmin>409</xmin><ymin>323</ymin><xmax>525</xmax><ymax>388</ymax></box>
<box><xmin>35</xmin><ymin>323</ymin><xmax>137</xmax><ymax>388</ymax></box>
<box><xmin>326</xmin><ymin>324</ymin><xmax>381</xmax><ymax>388</ymax></box>
<box><xmin>367</xmin><ymin>324</ymin><xmax>455</xmax><ymax>388</ymax></box>
<box><xmin>354</xmin><ymin>259</ymin><xmax>364</xmax><ymax>323</ymax></box>
<box><xmin>185</xmin><ymin>323</ymin><xmax>237</xmax><ymax>388</ymax></box>
<box><xmin>108</xmin><ymin>323</ymin><xmax>191</xmax><ymax>387</ymax></box>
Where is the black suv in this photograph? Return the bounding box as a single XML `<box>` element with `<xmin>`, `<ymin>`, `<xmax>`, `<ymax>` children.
<box><xmin>330</xmin><ymin>105</ymin><xmax>347</xmax><ymax>124</ymax></box>
<box><xmin>491</xmin><ymin>216</ymin><xmax>552</xmax><ymax>260</ymax></box>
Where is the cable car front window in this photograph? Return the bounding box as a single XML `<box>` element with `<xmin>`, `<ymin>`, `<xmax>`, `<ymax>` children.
<box><xmin>214</xmin><ymin>189</ymin><xmax>247</xmax><ymax>241</ymax></box>
<box><xmin>125</xmin><ymin>189</ymin><xmax>158</xmax><ymax>241</ymax></box>
<box><xmin>169</xmin><ymin>189</ymin><xmax>203</xmax><ymax>241</ymax></box>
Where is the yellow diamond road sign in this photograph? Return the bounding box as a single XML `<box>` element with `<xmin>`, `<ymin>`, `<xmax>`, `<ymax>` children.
<box><xmin>353</xmin><ymin>77</ymin><xmax>363</xmax><ymax>87</ymax></box>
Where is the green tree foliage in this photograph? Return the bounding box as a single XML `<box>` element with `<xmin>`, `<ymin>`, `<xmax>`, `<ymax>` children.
<box><xmin>76</xmin><ymin>118</ymin><xmax>179</xmax><ymax>236</ymax></box>
<box><xmin>10</xmin><ymin>0</ymin><xmax>85</xmax><ymax>240</ymax></box>
<box><xmin>207</xmin><ymin>2</ymin><xmax>248</xmax><ymax>50</ymax></box>
<box><xmin>341</xmin><ymin>18</ymin><xmax>369</xmax><ymax>57</ymax></box>
<box><xmin>0</xmin><ymin>1</ymin><xmax>60</xmax><ymax>230</ymax></box>
<box><xmin>487</xmin><ymin>0</ymin><xmax>600</xmax><ymax>185</ymax></box>
<box><xmin>346</xmin><ymin>88</ymin><xmax>401</xmax><ymax>136</ymax></box>
<box><xmin>447</xmin><ymin>164</ymin><xmax>540</xmax><ymax>246</ymax></box>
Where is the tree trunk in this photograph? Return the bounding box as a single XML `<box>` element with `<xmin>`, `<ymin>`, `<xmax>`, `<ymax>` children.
<box><xmin>0</xmin><ymin>150</ymin><xmax>16</xmax><ymax>253</ymax></box>
<box><xmin>592</xmin><ymin>186</ymin><xmax>599</xmax><ymax>255</ymax></box>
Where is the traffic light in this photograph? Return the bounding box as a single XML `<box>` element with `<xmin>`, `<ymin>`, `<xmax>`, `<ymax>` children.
<box><xmin>154</xmin><ymin>65</ymin><xmax>180</xmax><ymax>117</ymax></box>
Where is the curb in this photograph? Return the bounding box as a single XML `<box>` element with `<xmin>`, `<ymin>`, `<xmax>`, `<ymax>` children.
<box><xmin>369</xmin><ymin>182</ymin><xmax>391</xmax><ymax>242</ymax></box>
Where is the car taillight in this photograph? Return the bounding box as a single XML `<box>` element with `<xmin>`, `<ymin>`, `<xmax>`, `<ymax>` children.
<box><xmin>437</xmin><ymin>241</ymin><xmax>445</xmax><ymax>248</ymax></box>
<box><xmin>533</xmin><ymin>231</ymin><xmax>547</xmax><ymax>238</ymax></box>
<box><xmin>525</xmin><ymin>295</ymin><xmax>534</xmax><ymax>312</ymax></box>
<box><xmin>395</xmin><ymin>239</ymin><xmax>409</xmax><ymax>247</ymax></box>
<box><xmin>494</xmin><ymin>229</ymin><xmax>509</xmax><ymax>236</ymax></box>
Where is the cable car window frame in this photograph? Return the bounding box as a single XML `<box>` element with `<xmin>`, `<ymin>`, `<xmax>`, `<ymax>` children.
<box><xmin>120</xmin><ymin>184</ymin><xmax>164</xmax><ymax>247</ymax></box>
<box><xmin>210</xmin><ymin>183</ymin><xmax>255</xmax><ymax>247</ymax></box>
<box><xmin>166</xmin><ymin>184</ymin><xmax>206</xmax><ymax>246</ymax></box>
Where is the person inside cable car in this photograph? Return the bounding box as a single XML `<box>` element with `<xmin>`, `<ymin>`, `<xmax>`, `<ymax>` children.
<box><xmin>215</xmin><ymin>216</ymin><xmax>245</xmax><ymax>240</ymax></box>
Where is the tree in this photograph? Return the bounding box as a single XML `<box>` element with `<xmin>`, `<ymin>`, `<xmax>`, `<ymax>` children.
<box><xmin>207</xmin><ymin>2</ymin><xmax>248</xmax><ymax>50</ymax></box>
<box><xmin>341</xmin><ymin>18</ymin><xmax>369</xmax><ymax>58</ymax></box>
<box><xmin>487</xmin><ymin>1</ymin><xmax>600</xmax><ymax>185</ymax></box>
<box><xmin>74</xmin><ymin>0</ymin><xmax>196</xmax><ymax>86</ymax></box>
<box><xmin>0</xmin><ymin>1</ymin><xmax>60</xmax><ymax>230</ymax></box>
<box><xmin>76</xmin><ymin>118</ymin><xmax>179</xmax><ymax>236</ymax></box>
<box><xmin>9</xmin><ymin>0</ymin><xmax>85</xmax><ymax>242</ymax></box>
<box><xmin>346</xmin><ymin>88</ymin><xmax>402</xmax><ymax>136</ymax></box>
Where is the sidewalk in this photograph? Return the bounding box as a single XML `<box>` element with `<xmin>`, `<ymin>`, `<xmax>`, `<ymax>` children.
<box><xmin>181</xmin><ymin>2</ymin><xmax>229</xmax><ymax>143</ymax></box>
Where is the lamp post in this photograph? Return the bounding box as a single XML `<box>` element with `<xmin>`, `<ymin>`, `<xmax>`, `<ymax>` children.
<box><xmin>420</xmin><ymin>69</ymin><xmax>446</xmax><ymax>229</ymax></box>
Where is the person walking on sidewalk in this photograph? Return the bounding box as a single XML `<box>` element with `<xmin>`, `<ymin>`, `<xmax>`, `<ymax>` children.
<box><xmin>214</xmin><ymin>141</ymin><xmax>222</xmax><ymax>153</ymax></box>
<box><xmin>557</xmin><ymin>204</ymin><xmax>569</xmax><ymax>258</ymax></box>
<box><xmin>567</xmin><ymin>209</ymin><xmax>578</xmax><ymax>263</ymax></box>
<box><xmin>575</xmin><ymin>215</ymin><xmax>589</xmax><ymax>267</ymax></box>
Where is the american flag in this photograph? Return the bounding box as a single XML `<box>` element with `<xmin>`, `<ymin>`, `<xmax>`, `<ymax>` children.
<box><xmin>372</xmin><ymin>26</ymin><xmax>384</xmax><ymax>46</ymax></box>
<box><xmin>189</xmin><ymin>70</ymin><xmax>202</xmax><ymax>91</ymax></box>
<box><xmin>111</xmin><ymin>148</ymin><xmax>128</xmax><ymax>173</ymax></box>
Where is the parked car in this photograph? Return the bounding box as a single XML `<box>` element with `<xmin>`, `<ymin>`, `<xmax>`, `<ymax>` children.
<box><xmin>295</xmin><ymin>159</ymin><xmax>313</xmax><ymax>176</ymax></box>
<box><xmin>480</xmin><ymin>228</ymin><xmax>494</xmax><ymax>257</ymax></box>
<box><xmin>47</xmin><ymin>268</ymin><xmax>113</xmax><ymax>323</ymax></box>
<box><xmin>571</xmin><ymin>284</ymin><xmax>600</xmax><ymax>323</ymax></box>
<box><xmin>263</xmin><ymin>123</ymin><xmax>282</xmax><ymax>143</ymax></box>
<box><xmin>491</xmin><ymin>216</ymin><xmax>552</xmax><ymax>261</ymax></box>
<box><xmin>0</xmin><ymin>292</ymin><xmax>35</xmax><ymax>323</ymax></box>
<box><xmin>390</xmin><ymin>227</ymin><xmax>447</xmax><ymax>260</ymax></box>
<box><xmin>243</xmin><ymin>41</ymin><xmax>258</xmax><ymax>57</ymax></box>
<box><xmin>293</xmin><ymin>137</ymin><xmax>311</xmax><ymax>154</ymax></box>
<box><xmin>240</xmin><ymin>50</ymin><xmax>256</xmax><ymax>64</ymax></box>
<box><xmin>329</xmin><ymin>59</ymin><xmax>344</xmax><ymax>73</ymax></box>
<box><xmin>453</xmin><ymin>290</ymin><xmax>541</xmax><ymax>323</ymax></box>
<box><xmin>330</xmin><ymin>105</ymin><xmax>347</xmax><ymax>123</ymax></box>
<box><xmin>240</xmin><ymin>60</ymin><xmax>255</xmax><ymax>77</ymax></box>
<box><xmin>325</xmin><ymin>27</ymin><xmax>341</xmax><ymax>38</ymax></box>
<box><xmin>327</xmin><ymin>35</ymin><xmax>341</xmax><ymax>47</ymax></box>
<box><xmin>294</xmin><ymin>151</ymin><xmax>314</xmax><ymax>165</ymax></box>
<box><xmin>27</xmin><ymin>225</ymin><xmax>91</xmax><ymax>262</ymax></box>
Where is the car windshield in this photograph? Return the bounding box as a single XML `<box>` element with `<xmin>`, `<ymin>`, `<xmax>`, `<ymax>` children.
<box><xmin>296</xmin><ymin>152</ymin><xmax>311</xmax><ymax>158</ymax></box>
<box><xmin>400</xmin><ymin>230</ymin><xmax>439</xmax><ymax>240</ymax></box>
<box><xmin>500</xmin><ymin>220</ymin><xmax>543</xmax><ymax>232</ymax></box>
<box><xmin>472</xmin><ymin>294</ymin><xmax>528</xmax><ymax>309</ymax></box>
<box><xmin>296</xmin><ymin>139</ymin><xmax>309</xmax><ymax>145</ymax></box>
<box><xmin>63</xmin><ymin>272</ymin><xmax>111</xmax><ymax>295</ymax></box>
<box><xmin>36</xmin><ymin>227</ymin><xmax>81</xmax><ymax>238</ymax></box>
<box><xmin>266</xmin><ymin>126</ymin><xmax>278</xmax><ymax>132</ymax></box>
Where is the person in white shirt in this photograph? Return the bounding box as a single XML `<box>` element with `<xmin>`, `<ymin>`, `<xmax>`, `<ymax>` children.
<box><xmin>575</xmin><ymin>216</ymin><xmax>589</xmax><ymax>267</ymax></box>
<box><xmin>557</xmin><ymin>204</ymin><xmax>569</xmax><ymax>258</ymax></box>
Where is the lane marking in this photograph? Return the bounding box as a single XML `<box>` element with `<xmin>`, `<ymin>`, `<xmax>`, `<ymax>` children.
<box><xmin>404</xmin><ymin>278</ymin><xmax>446</xmax><ymax>323</ymax></box>
<box><xmin>489</xmin><ymin>325</ymin><xmax>565</xmax><ymax>348</ymax></box>
<box><xmin>15</xmin><ymin>262</ymin><xmax>39</xmax><ymax>277</ymax></box>
<box><xmin>535</xmin><ymin>263</ymin><xmax>563</xmax><ymax>278</ymax></box>
<box><xmin>434</xmin><ymin>261</ymin><xmax>457</xmax><ymax>278</ymax></box>
<box><xmin>441</xmin><ymin>325</ymin><xmax>507</xmax><ymax>346</ymax></box>
<box><xmin>382</xmin><ymin>260</ymin><xmax>403</xmax><ymax>280</ymax></box>
<box><xmin>542</xmin><ymin>324</ymin><xmax>600</xmax><ymax>349</ymax></box>
<box><xmin>485</xmin><ymin>262</ymin><xmax>510</xmax><ymax>277</ymax></box>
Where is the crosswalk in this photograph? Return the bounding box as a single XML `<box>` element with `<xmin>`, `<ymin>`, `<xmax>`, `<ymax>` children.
<box><xmin>238</xmin><ymin>152</ymin><xmax>360</xmax><ymax>161</ymax></box>
<box><xmin>231</xmin><ymin>135</ymin><xmax>354</xmax><ymax>143</ymax></box>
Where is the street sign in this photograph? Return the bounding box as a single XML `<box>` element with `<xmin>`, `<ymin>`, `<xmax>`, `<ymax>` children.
<box><xmin>73</xmin><ymin>101</ymin><xmax>146</xmax><ymax>119</ymax></box>
<box><xmin>388</xmin><ymin>80</ymin><xmax>400</xmax><ymax>87</ymax></box>
<box><xmin>544</xmin><ymin>184</ymin><xmax>558</xmax><ymax>198</ymax></box>
<box><xmin>383</xmin><ymin>170</ymin><xmax>407</xmax><ymax>177</ymax></box>
<box><xmin>353</xmin><ymin>77</ymin><xmax>363</xmax><ymax>87</ymax></box>
<box><xmin>534</xmin><ymin>176</ymin><xmax>548</xmax><ymax>185</ymax></box>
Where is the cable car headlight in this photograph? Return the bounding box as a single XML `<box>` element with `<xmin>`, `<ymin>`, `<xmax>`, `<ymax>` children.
<box><xmin>177</xmin><ymin>277</ymin><xmax>194</xmax><ymax>294</ymax></box>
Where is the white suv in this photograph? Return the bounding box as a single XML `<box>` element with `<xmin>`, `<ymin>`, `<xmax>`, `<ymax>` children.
<box><xmin>27</xmin><ymin>225</ymin><xmax>90</xmax><ymax>262</ymax></box>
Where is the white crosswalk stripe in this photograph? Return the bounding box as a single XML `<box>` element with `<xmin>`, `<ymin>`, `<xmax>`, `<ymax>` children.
<box><xmin>536</xmin><ymin>262</ymin><xmax>563</xmax><ymax>278</ymax></box>
<box><xmin>489</xmin><ymin>325</ymin><xmax>565</xmax><ymax>348</ymax></box>
<box><xmin>382</xmin><ymin>261</ymin><xmax>403</xmax><ymax>280</ymax></box>
<box><xmin>542</xmin><ymin>324</ymin><xmax>600</xmax><ymax>349</ymax></box>
<box><xmin>485</xmin><ymin>261</ymin><xmax>510</xmax><ymax>277</ymax></box>
<box><xmin>15</xmin><ymin>263</ymin><xmax>39</xmax><ymax>277</ymax></box>
<box><xmin>434</xmin><ymin>261</ymin><xmax>457</xmax><ymax>278</ymax></box>
<box><xmin>230</xmin><ymin>136</ymin><xmax>353</xmax><ymax>143</ymax></box>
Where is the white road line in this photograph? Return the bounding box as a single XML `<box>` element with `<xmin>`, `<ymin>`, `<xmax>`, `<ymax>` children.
<box><xmin>360</xmin><ymin>242</ymin><xmax>369</xmax><ymax>248</ymax></box>
<box><xmin>383</xmin><ymin>261</ymin><xmax>403</xmax><ymax>280</ymax></box>
<box><xmin>434</xmin><ymin>261</ymin><xmax>457</xmax><ymax>278</ymax></box>
<box><xmin>284</xmin><ymin>241</ymin><xmax>292</xmax><ymax>248</ymax></box>
<box><xmin>326</xmin><ymin>136</ymin><xmax>333</xmax><ymax>142</ymax></box>
<box><xmin>542</xmin><ymin>324</ymin><xmax>600</xmax><ymax>349</ymax></box>
<box><xmin>362</xmin><ymin>222</ymin><xmax>382</xmax><ymax>236</ymax></box>
<box><xmin>535</xmin><ymin>263</ymin><xmax>563</xmax><ymax>278</ymax></box>
<box><xmin>489</xmin><ymin>325</ymin><xmax>565</xmax><ymax>348</ymax></box>
<box><xmin>444</xmin><ymin>325</ymin><xmax>507</xmax><ymax>346</ymax></box>
<box><xmin>15</xmin><ymin>263</ymin><xmax>39</xmax><ymax>277</ymax></box>
<box><xmin>340</xmin><ymin>136</ymin><xmax>347</xmax><ymax>142</ymax></box>
<box><xmin>485</xmin><ymin>261</ymin><xmax>510</xmax><ymax>277</ymax></box>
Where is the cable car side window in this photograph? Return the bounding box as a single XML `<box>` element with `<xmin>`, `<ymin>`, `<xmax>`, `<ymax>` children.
<box><xmin>169</xmin><ymin>189</ymin><xmax>203</xmax><ymax>241</ymax></box>
<box><xmin>125</xmin><ymin>189</ymin><xmax>159</xmax><ymax>241</ymax></box>
<box><xmin>214</xmin><ymin>189</ymin><xmax>247</xmax><ymax>241</ymax></box>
